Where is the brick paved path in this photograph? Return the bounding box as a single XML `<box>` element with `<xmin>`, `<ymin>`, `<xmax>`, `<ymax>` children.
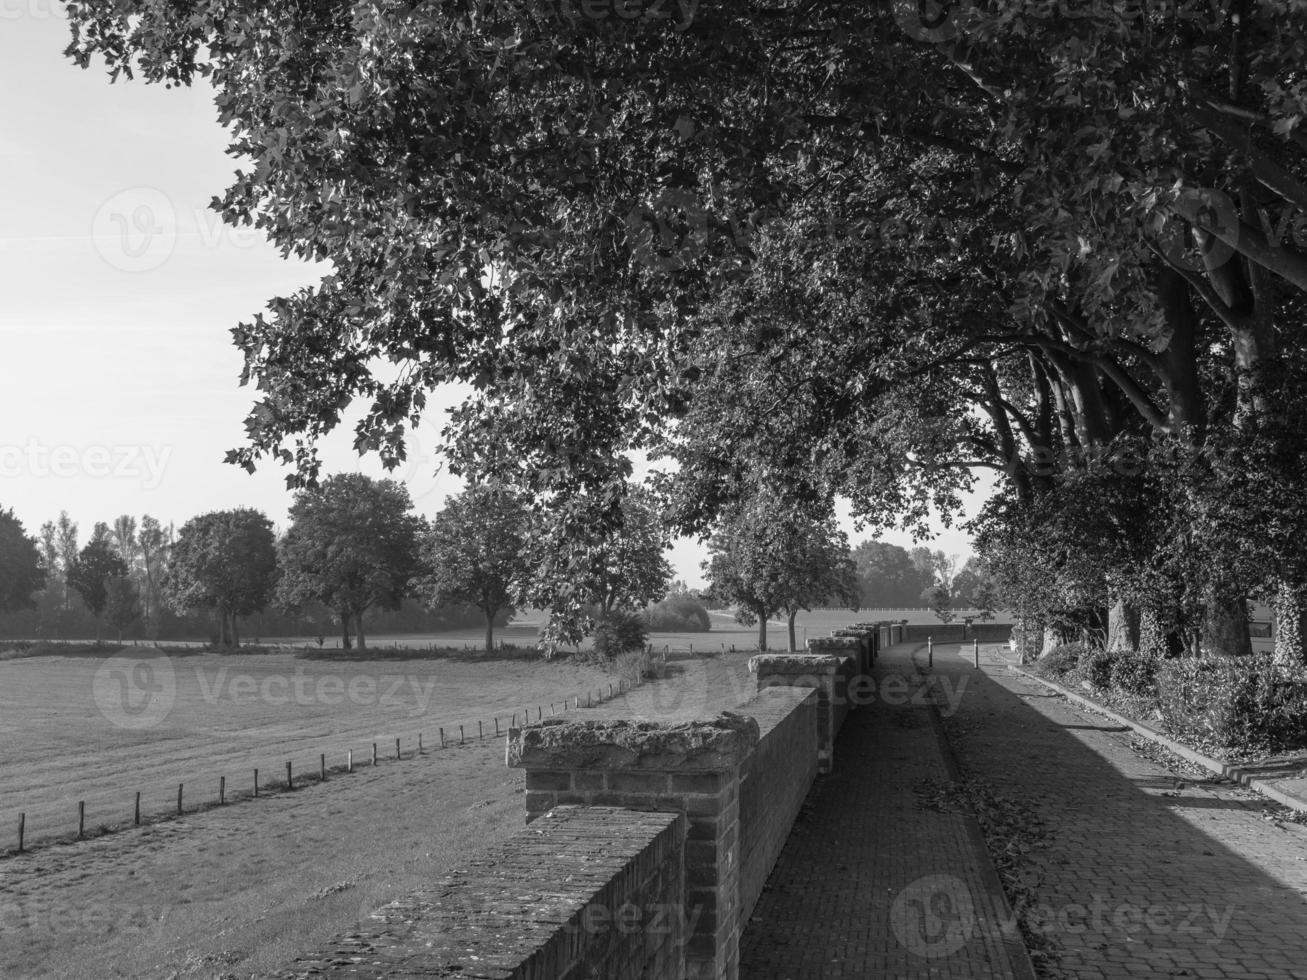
<box><xmin>929</xmin><ymin>643</ymin><xmax>1307</xmax><ymax>979</ymax></box>
<box><xmin>739</xmin><ymin>643</ymin><xmax>1037</xmax><ymax>979</ymax></box>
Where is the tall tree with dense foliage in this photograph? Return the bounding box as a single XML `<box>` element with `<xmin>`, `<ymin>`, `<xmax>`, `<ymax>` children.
<box><xmin>704</xmin><ymin>492</ymin><xmax>859</xmax><ymax>652</ymax></box>
<box><xmin>418</xmin><ymin>484</ymin><xmax>531</xmax><ymax>654</ymax></box>
<box><xmin>851</xmin><ymin>541</ymin><xmax>932</xmax><ymax>608</ymax></box>
<box><xmin>104</xmin><ymin>575</ymin><xmax>143</xmax><ymax>642</ymax></box>
<box><xmin>165</xmin><ymin>508</ymin><xmax>278</xmax><ymax>647</ymax></box>
<box><xmin>67</xmin><ymin>524</ymin><xmax>127</xmax><ymax>643</ymax></box>
<box><xmin>278</xmin><ymin>475</ymin><xmax>421</xmax><ymax>649</ymax></box>
<box><xmin>0</xmin><ymin>508</ymin><xmax>46</xmax><ymax>614</ymax></box>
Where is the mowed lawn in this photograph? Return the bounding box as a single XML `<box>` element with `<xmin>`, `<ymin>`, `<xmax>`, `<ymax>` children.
<box><xmin>0</xmin><ymin>641</ymin><xmax>762</xmax><ymax>980</ymax></box>
<box><xmin>0</xmin><ymin>628</ymin><xmax>608</xmax><ymax>853</ymax></box>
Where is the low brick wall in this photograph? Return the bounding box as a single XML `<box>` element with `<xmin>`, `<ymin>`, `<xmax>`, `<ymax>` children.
<box><xmin>508</xmin><ymin>715</ymin><xmax>759</xmax><ymax>980</ymax></box>
<box><xmin>274</xmin><ymin>805</ymin><xmax>686</xmax><ymax>980</ymax></box>
<box><xmin>750</xmin><ymin>653</ymin><xmax>858</xmax><ymax>772</ymax></box>
<box><xmin>737</xmin><ymin>687</ymin><xmax>818</xmax><ymax>922</ymax></box>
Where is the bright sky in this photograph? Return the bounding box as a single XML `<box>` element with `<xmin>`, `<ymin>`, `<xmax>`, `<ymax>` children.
<box><xmin>0</xmin><ymin>8</ymin><xmax>982</xmax><ymax>589</ymax></box>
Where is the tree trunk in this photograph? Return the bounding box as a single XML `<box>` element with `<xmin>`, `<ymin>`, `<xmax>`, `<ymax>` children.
<box><xmin>230</xmin><ymin>611</ymin><xmax>240</xmax><ymax>649</ymax></box>
<box><xmin>1108</xmin><ymin>601</ymin><xmax>1141</xmax><ymax>651</ymax></box>
<box><xmin>484</xmin><ymin>608</ymin><xmax>495</xmax><ymax>654</ymax></box>
<box><xmin>355</xmin><ymin>611</ymin><xmax>366</xmax><ymax>650</ymax></box>
<box><xmin>340</xmin><ymin>610</ymin><xmax>352</xmax><ymax>650</ymax></box>
<box><xmin>217</xmin><ymin>608</ymin><xmax>229</xmax><ymax>647</ymax></box>
<box><xmin>757</xmin><ymin>610</ymin><xmax>768</xmax><ymax>652</ymax></box>
<box><xmin>1274</xmin><ymin>581</ymin><xmax>1307</xmax><ymax>666</ymax></box>
<box><xmin>787</xmin><ymin>609</ymin><xmax>798</xmax><ymax>652</ymax></box>
<box><xmin>1202</xmin><ymin>588</ymin><xmax>1252</xmax><ymax>657</ymax></box>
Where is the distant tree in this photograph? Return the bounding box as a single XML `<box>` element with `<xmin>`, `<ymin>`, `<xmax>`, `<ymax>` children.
<box><xmin>54</xmin><ymin>512</ymin><xmax>78</xmax><ymax>611</ymax></box>
<box><xmin>104</xmin><ymin>575</ymin><xmax>143</xmax><ymax>642</ymax></box>
<box><xmin>165</xmin><ymin>509</ymin><xmax>278</xmax><ymax>647</ymax></box>
<box><xmin>0</xmin><ymin>508</ymin><xmax>47</xmax><ymax>614</ymax></box>
<box><xmin>418</xmin><ymin>484</ymin><xmax>531</xmax><ymax>654</ymax></box>
<box><xmin>137</xmin><ymin>515</ymin><xmax>169</xmax><ymax>634</ymax></box>
<box><xmin>852</xmin><ymin>541</ymin><xmax>933</xmax><ymax>607</ymax></box>
<box><xmin>922</xmin><ymin>583</ymin><xmax>954</xmax><ymax>624</ymax></box>
<box><xmin>68</xmin><ymin>525</ymin><xmax>127</xmax><ymax>643</ymax></box>
<box><xmin>278</xmin><ymin>475</ymin><xmax>422</xmax><ymax>650</ymax></box>
<box><xmin>950</xmin><ymin>556</ymin><xmax>1000</xmax><ymax>619</ymax></box>
<box><xmin>704</xmin><ymin>493</ymin><xmax>859</xmax><ymax>652</ymax></box>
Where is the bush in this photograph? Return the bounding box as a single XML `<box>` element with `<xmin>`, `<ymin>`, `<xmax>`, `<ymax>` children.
<box><xmin>1109</xmin><ymin>655</ymin><xmax>1159</xmax><ymax>699</ymax></box>
<box><xmin>592</xmin><ymin>609</ymin><xmax>648</xmax><ymax>659</ymax></box>
<box><xmin>1156</xmin><ymin>655</ymin><xmax>1307</xmax><ymax>752</ymax></box>
<box><xmin>1034</xmin><ymin>642</ymin><xmax>1086</xmax><ymax>678</ymax></box>
<box><xmin>1070</xmin><ymin>648</ymin><xmax>1121</xmax><ymax>691</ymax></box>
<box><xmin>641</xmin><ymin>596</ymin><xmax>711</xmax><ymax>633</ymax></box>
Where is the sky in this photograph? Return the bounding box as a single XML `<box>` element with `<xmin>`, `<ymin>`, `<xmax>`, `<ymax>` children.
<box><xmin>0</xmin><ymin>8</ymin><xmax>987</xmax><ymax>588</ymax></box>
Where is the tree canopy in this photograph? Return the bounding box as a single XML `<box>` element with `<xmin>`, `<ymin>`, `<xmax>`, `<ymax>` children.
<box><xmin>704</xmin><ymin>490</ymin><xmax>858</xmax><ymax>651</ymax></box>
<box><xmin>278</xmin><ymin>474</ymin><xmax>423</xmax><ymax>649</ymax></box>
<box><xmin>62</xmin><ymin>2</ymin><xmax>1307</xmax><ymax>658</ymax></box>
<box><xmin>0</xmin><ymin>508</ymin><xmax>46</xmax><ymax>614</ymax></box>
<box><xmin>164</xmin><ymin>508</ymin><xmax>278</xmax><ymax>647</ymax></box>
<box><xmin>417</xmin><ymin>483</ymin><xmax>531</xmax><ymax>654</ymax></box>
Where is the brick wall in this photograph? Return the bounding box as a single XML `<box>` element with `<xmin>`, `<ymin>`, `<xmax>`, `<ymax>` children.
<box><xmin>737</xmin><ymin>687</ymin><xmax>818</xmax><ymax>922</ymax></box>
<box><xmin>508</xmin><ymin>716</ymin><xmax>759</xmax><ymax>980</ymax></box>
<box><xmin>273</xmin><ymin>806</ymin><xmax>685</xmax><ymax>980</ymax></box>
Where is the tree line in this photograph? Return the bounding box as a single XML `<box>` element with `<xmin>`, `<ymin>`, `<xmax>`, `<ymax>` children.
<box><xmin>0</xmin><ymin>476</ymin><xmax>678</xmax><ymax>651</ymax></box>
<box><xmin>0</xmin><ymin>477</ymin><xmax>878</xmax><ymax>655</ymax></box>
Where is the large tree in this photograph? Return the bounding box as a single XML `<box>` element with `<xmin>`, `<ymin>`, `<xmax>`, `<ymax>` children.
<box><xmin>704</xmin><ymin>491</ymin><xmax>859</xmax><ymax>652</ymax></box>
<box><xmin>68</xmin><ymin>524</ymin><xmax>127</xmax><ymax>643</ymax></box>
<box><xmin>0</xmin><ymin>509</ymin><xmax>46</xmax><ymax>614</ymax></box>
<box><xmin>851</xmin><ymin>541</ymin><xmax>931</xmax><ymax>609</ymax></box>
<box><xmin>418</xmin><ymin>484</ymin><xmax>531</xmax><ymax>654</ymax></box>
<box><xmin>278</xmin><ymin>475</ymin><xmax>421</xmax><ymax>649</ymax></box>
<box><xmin>165</xmin><ymin>508</ymin><xmax>278</xmax><ymax>647</ymax></box>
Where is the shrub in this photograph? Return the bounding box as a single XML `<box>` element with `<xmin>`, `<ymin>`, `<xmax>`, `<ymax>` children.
<box><xmin>592</xmin><ymin>609</ymin><xmax>648</xmax><ymax>659</ymax></box>
<box><xmin>1109</xmin><ymin>655</ymin><xmax>1159</xmax><ymax>699</ymax></box>
<box><xmin>1070</xmin><ymin>648</ymin><xmax>1121</xmax><ymax>691</ymax></box>
<box><xmin>1034</xmin><ymin>642</ymin><xmax>1086</xmax><ymax>678</ymax></box>
<box><xmin>641</xmin><ymin>596</ymin><xmax>711</xmax><ymax>633</ymax></box>
<box><xmin>1156</xmin><ymin>655</ymin><xmax>1307</xmax><ymax>752</ymax></box>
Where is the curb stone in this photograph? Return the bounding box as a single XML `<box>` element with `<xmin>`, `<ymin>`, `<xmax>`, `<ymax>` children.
<box><xmin>1009</xmin><ymin>664</ymin><xmax>1307</xmax><ymax>817</ymax></box>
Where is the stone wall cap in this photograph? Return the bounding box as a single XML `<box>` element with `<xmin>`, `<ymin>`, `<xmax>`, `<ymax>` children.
<box><xmin>506</xmin><ymin>712</ymin><xmax>760</xmax><ymax>771</ymax></box>
<box><xmin>748</xmin><ymin>653</ymin><xmax>844</xmax><ymax>673</ymax></box>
